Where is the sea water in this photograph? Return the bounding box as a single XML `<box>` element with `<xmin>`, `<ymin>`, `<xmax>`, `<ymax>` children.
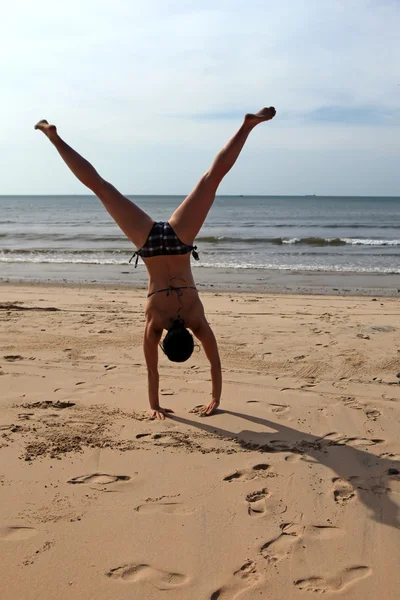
<box><xmin>1</xmin><ymin>195</ymin><xmax>399</xmax><ymax>285</ymax></box>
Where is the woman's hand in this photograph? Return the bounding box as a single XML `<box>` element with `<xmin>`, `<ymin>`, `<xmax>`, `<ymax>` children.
<box><xmin>151</xmin><ymin>407</ymin><xmax>174</xmax><ymax>420</ymax></box>
<box><xmin>199</xmin><ymin>400</ymin><xmax>220</xmax><ymax>416</ymax></box>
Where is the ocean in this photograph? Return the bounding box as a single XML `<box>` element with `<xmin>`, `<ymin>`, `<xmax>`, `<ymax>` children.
<box><xmin>1</xmin><ymin>195</ymin><xmax>399</xmax><ymax>292</ymax></box>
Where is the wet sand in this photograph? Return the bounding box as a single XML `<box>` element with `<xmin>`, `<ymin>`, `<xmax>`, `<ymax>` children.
<box><xmin>1</xmin><ymin>262</ymin><xmax>400</xmax><ymax>296</ymax></box>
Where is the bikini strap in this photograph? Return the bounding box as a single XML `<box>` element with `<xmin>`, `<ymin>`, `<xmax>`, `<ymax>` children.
<box><xmin>129</xmin><ymin>252</ymin><xmax>140</xmax><ymax>268</ymax></box>
<box><xmin>147</xmin><ymin>285</ymin><xmax>183</xmax><ymax>298</ymax></box>
<box><xmin>147</xmin><ymin>287</ymin><xmax>170</xmax><ymax>298</ymax></box>
<box><xmin>147</xmin><ymin>284</ymin><xmax>197</xmax><ymax>299</ymax></box>
<box><xmin>191</xmin><ymin>246</ymin><xmax>199</xmax><ymax>261</ymax></box>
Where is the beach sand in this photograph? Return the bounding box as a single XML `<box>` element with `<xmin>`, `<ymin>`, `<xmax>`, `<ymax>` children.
<box><xmin>1</xmin><ymin>283</ymin><xmax>399</xmax><ymax>599</ymax></box>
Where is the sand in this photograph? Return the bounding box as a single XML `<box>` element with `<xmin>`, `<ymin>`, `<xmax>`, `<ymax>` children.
<box><xmin>1</xmin><ymin>283</ymin><xmax>399</xmax><ymax>599</ymax></box>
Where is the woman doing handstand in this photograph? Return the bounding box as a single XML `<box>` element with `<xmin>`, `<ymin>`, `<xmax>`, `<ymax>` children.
<box><xmin>35</xmin><ymin>106</ymin><xmax>276</xmax><ymax>419</ymax></box>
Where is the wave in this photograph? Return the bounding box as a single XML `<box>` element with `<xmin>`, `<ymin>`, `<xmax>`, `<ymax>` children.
<box><xmin>0</xmin><ymin>233</ymin><xmax>126</xmax><ymax>242</ymax></box>
<box><xmin>0</xmin><ymin>255</ymin><xmax>128</xmax><ymax>265</ymax></box>
<box><xmin>196</xmin><ymin>262</ymin><xmax>400</xmax><ymax>274</ymax></box>
<box><xmin>285</xmin><ymin>237</ymin><xmax>400</xmax><ymax>246</ymax></box>
<box><xmin>269</xmin><ymin>224</ymin><xmax>400</xmax><ymax>229</ymax></box>
<box><xmin>197</xmin><ymin>236</ymin><xmax>400</xmax><ymax>247</ymax></box>
<box><xmin>2</xmin><ymin>223</ymin><xmax>399</xmax><ymax>234</ymax></box>
<box><xmin>0</xmin><ymin>249</ymin><xmax>131</xmax><ymax>265</ymax></box>
<box><xmin>2</xmin><ymin>237</ymin><xmax>400</xmax><ymax>262</ymax></box>
<box><xmin>1</xmin><ymin>250</ymin><xmax>399</xmax><ymax>275</ymax></box>
<box><xmin>1</xmin><ymin>255</ymin><xmax>398</xmax><ymax>274</ymax></box>
<box><xmin>0</xmin><ymin>249</ymin><xmax>129</xmax><ymax>255</ymax></box>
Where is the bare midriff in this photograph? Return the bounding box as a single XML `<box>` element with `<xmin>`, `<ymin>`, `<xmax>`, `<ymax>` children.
<box><xmin>143</xmin><ymin>254</ymin><xmax>205</xmax><ymax>331</ymax></box>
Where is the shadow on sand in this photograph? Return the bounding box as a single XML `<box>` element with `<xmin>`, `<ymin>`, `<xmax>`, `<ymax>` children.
<box><xmin>172</xmin><ymin>409</ymin><xmax>400</xmax><ymax>529</ymax></box>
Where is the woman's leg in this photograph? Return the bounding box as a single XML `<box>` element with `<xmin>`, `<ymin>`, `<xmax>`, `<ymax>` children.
<box><xmin>169</xmin><ymin>107</ymin><xmax>276</xmax><ymax>244</ymax></box>
<box><xmin>34</xmin><ymin>120</ymin><xmax>154</xmax><ymax>248</ymax></box>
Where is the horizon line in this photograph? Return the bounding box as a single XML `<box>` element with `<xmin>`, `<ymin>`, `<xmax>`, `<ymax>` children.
<box><xmin>1</xmin><ymin>194</ymin><xmax>399</xmax><ymax>199</ymax></box>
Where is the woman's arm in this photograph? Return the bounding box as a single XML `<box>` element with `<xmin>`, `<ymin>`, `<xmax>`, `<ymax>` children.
<box><xmin>192</xmin><ymin>320</ymin><xmax>222</xmax><ymax>415</ymax></box>
<box><xmin>143</xmin><ymin>320</ymin><xmax>174</xmax><ymax>420</ymax></box>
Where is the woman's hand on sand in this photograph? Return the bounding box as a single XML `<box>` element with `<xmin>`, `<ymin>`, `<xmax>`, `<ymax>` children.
<box><xmin>199</xmin><ymin>400</ymin><xmax>220</xmax><ymax>417</ymax></box>
<box><xmin>151</xmin><ymin>407</ymin><xmax>174</xmax><ymax>420</ymax></box>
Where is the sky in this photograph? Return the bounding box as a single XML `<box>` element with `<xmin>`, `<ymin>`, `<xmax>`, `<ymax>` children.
<box><xmin>1</xmin><ymin>0</ymin><xmax>399</xmax><ymax>196</ymax></box>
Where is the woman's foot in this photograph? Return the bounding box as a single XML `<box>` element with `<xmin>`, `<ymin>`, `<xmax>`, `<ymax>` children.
<box><xmin>34</xmin><ymin>119</ymin><xmax>58</xmax><ymax>141</ymax></box>
<box><xmin>245</xmin><ymin>107</ymin><xmax>276</xmax><ymax>126</ymax></box>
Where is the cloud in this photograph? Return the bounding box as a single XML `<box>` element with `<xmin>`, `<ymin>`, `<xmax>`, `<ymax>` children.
<box><xmin>174</xmin><ymin>105</ymin><xmax>400</xmax><ymax>127</ymax></box>
<box><xmin>178</xmin><ymin>111</ymin><xmax>251</xmax><ymax>121</ymax></box>
<box><xmin>1</xmin><ymin>0</ymin><xmax>400</xmax><ymax>194</ymax></box>
<box><xmin>305</xmin><ymin>106</ymin><xmax>400</xmax><ymax>126</ymax></box>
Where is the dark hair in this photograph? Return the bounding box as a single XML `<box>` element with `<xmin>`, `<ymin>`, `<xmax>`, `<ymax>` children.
<box><xmin>161</xmin><ymin>319</ymin><xmax>194</xmax><ymax>363</ymax></box>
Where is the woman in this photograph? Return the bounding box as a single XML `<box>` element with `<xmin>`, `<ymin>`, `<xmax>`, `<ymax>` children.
<box><xmin>35</xmin><ymin>106</ymin><xmax>276</xmax><ymax>419</ymax></box>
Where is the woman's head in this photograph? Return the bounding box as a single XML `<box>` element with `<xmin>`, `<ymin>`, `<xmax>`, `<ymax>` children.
<box><xmin>161</xmin><ymin>318</ymin><xmax>194</xmax><ymax>362</ymax></box>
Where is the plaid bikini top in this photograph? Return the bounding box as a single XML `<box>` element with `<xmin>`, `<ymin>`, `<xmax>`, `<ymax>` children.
<box><xmin>129</xmin><ymin>221</ymin><xmax>199</xmax><ymax>267</ymax></box>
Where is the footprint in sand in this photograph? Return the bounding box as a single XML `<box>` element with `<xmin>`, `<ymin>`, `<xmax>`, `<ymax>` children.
<box><xmin>294</xmin><ymin>566</ymin><xmax>371</xmax><ymax>593</ymax></box>
<box><xmin>260</xmin><ymin>523</ymin><xmax>343</xmax><ymax>563</ymax></box>
<box><xmin>322</xmin><ymin>433</ymin><xmax>385</xmax><ymax>448</ymax></box>
<box><xmin>285</xmin><ymin>453</ymin><xmax>301</xmax><ymax>463</ymax></box>
<box><xmin>224</xmin><ymin>464</ymin><xmax>274</xmax><ymax>483</ymax></box>
<box><xmin>269</xmin><ymin>403</ymin><xmax>290</xmax><ymax>415</ymax></box>
<box><xmin>106</xmin><ymin>563</ymin><xmax>188</xmax><ymax>590</ymax></box>
<box><xmin>370</xmin><ymin>484</ymin><xmax>392</xmax><ymax>495</ymax></box>
<box><xmin>304</xmin><ymin>525</ymin><xmax>344</xmax><ymax>539</ymax></box>
<box><xmin>365</xmin><ymin>408</ymin><xmax>381</xmax><ymax>421</ymax></box>
<box><xmin>67</xmin><ymin>473</ymin><xmax>131</xmax><ymax>485</ymax></box>
<box><xmin>260</xmin><ymin>523</ymin><xmax>302</xmax><ymax>563</ymax></box>
<box><xmin>349</xmin><ymin>437</ymin><xmax>385</xmax><ymax>447</ymax></box>
<box><xmin>152</xmin><ymin>433</ymin><xmax>190</xmax><ymax>447</ymax></box>
<box><xmin>380</xmin><ymin>452</ymin><xmax>400</xmax><ymax>461</ymax></box>
<box><xmin>331</xmin><ymin>477</ymin><xmax>356</xmax><ymax>505</ymax></box>
<box><xmin>210</xmin><ymin>560</ymin><xmax>260</xmax><ymax>599</ymax></box>
<box><xmin>387</xmin><ymin>467</ymin><xmax>400</xmax><ymax>477</ymax></box>
<box><xmin>17</xmin><ymin>413</ymin><xmax>34</xmax><ymax>421</ymax></box>
<box><xmin>340</xmin><ymin>396</ymin><xmax>363</xmax><ymax>410</ymax></box>
<box><xmin>0</xmin><ymin>526</ymin><xmax>38</xmax><ymax>541</ymax></box>
<box><xmin>135</xmin><ymin>503</ymin><xmax>194</xmax><ymax>515</ymax></box>
<box><xmin>21</xmin><ymin>400</ymin><xmax>75</xmax><ymax>410</ymax></box>
<box><xmin>246</xmin><ymin>489</ymin><xmax>270</xmax><ymax>516</ymax></box>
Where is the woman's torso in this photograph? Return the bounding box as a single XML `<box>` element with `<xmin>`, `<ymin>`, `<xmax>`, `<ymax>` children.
<box><xmin>143</xmin><ymin>254</ymin><xmax>204</xmax><ymax>331</ymax></box>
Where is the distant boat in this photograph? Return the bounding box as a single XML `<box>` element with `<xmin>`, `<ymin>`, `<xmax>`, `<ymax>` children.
<box><xmin>305</xmin><ymin>194</ymin><xmax>316</xmax><ymax>197</ymax></box>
